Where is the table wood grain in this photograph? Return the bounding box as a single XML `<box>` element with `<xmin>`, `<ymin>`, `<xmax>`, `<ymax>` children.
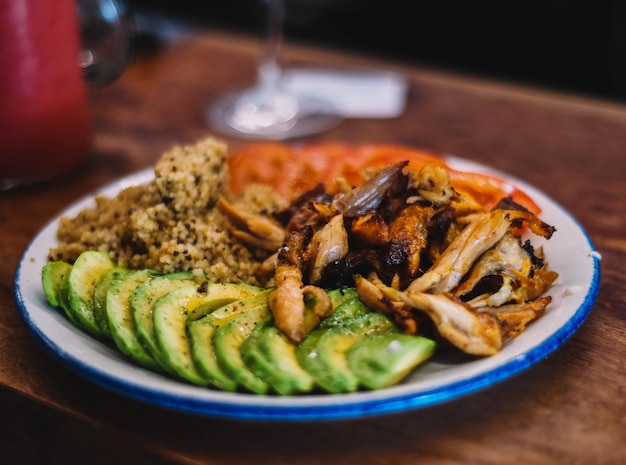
<box><xmin>1</xmin><ymin>30</ymin><xmax>625</xmax><ymax>465</ymax></box>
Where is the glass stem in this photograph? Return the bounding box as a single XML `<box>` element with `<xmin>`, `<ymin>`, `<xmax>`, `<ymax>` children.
<box><xmin>258</xmin><ymin>0</ymin><xmax>285</xmax><ymax>92</ymax></box>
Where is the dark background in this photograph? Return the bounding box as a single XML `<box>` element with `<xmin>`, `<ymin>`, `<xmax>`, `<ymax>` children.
<box><xmin>128</xmin><ymin>0</ymin><xmax>626</xmax><ymax>102</ymax></box>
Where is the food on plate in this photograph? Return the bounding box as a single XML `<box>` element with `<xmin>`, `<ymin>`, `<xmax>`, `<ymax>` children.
<box><xmin>42</xmin><ymin>257</ymin><xmax>434</xmax><ymax>394</ymax></box>
<box><xmin>41</xmin><ymin>137</ymin><xmax>558</xmax><ymax>394</ymax></box>
<box><xmin>227</xmin><ymin>142</ymin><xmax>542</xmax><ymax>214</ymax></box>
<box><xmin>48</xmin><ymin>139</ymin><xmax>286</xmax><ymax>285</ymax></box>
<box><xmin>223</xmin><ymin>159</ymin><xmax>557</xmax><ymax>353</ymax></box>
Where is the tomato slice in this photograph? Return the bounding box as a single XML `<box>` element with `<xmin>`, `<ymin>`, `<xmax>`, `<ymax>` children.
<box><xmin>227</xmin><ymin>142</ymin><xmax>540</xmax><ymax>214</ymax></box>
<box><xmin>447</xmin><ymin>170</ymin><xmax>540</xmax><ymax>213</ymax></box>
<box><xmin>228</xmin><ymin>143</ymin><xmax>307</xmax><ymax>198</ymax></box>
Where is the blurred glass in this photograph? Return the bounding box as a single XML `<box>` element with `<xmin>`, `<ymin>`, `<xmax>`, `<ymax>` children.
<box><xmin>207</xmin><ymin>0</ymin><xmax>341</xmax><ymax>140</ymax></box>
<box><xmin>78</xmin><ymin>0</ymin><xmax>133</xmax><ymax>86</ymax></box>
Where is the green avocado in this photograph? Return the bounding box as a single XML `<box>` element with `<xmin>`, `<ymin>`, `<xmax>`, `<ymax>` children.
<box><xmin>241</xmin><ymin>316</ymin><xmax>315</xmax><ymax>395</ymax></box>
<box><xmin>212</xmin><ymin>301</ymin><xmax>271</xmax><ymax>394</ymax></box>
<box><xmin>42</xmin><ymin>260</ymin><xmax>79</xmax><ymax>327</ymax></box>
<box><xmin>67</xmin><ymin>250</ymin><xmax>116</xmax><ymax>337</ymax></box>
<box><xmin>93</xmin><ymin>266</ymin><xmax>128</xmax><ymax>337</ymax></box>
<box><xmin>106</xmin><ymin>268</ymin><xmax>162</xmax><ymax>371</ymax></box>
<box><xmin>131</xmin><ymin>271</ymin><xmax>200</xmax><ymax>361</ymax></box>
<box><xmin>296</xmin><ymin>298</ymin><xmax>396</xmax><ymax>393</ymax></box>
<box><xmin>325</xmin><ymin>286</ymin><xmax>359</xmax><ymax>309</ymax></box>
<box><xmin>42</xmin><ymin>260</ymin><xmax>73</xmax><ymax>309</ymax></box>
<box><xmin>189</xmin><ymin>289</ymin><xmax>272</xmax><ymax>392</ymax></box>
<box><xmin>57</xmin><ymin>269</ymin><xmax>75</xmax><ymax>325</ymax></box>
<box><xmin>347</xmin><ymin>333</ymin><xmax>436</xmax><ymax>390</ymax></box>
<box><xmin>152</xmin><ymin>281</ymin><xmax>262</xmax><ymax>386</ymax></box>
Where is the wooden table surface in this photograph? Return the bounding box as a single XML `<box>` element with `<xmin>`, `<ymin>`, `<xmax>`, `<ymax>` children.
<box><xmin>1</xmin><ymin>30</ymin><xmax>625</xmax><ymax>465</ymax></box>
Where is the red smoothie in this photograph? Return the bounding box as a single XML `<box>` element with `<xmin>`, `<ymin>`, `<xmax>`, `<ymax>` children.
<box><xmin>0</xmin><ymin>0</ymin><xmax>91</xmax><ymax>188</ymax></box>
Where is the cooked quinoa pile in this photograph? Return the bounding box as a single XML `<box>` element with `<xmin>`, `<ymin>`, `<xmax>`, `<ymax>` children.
<box><xmin>48</xmin><ymin>138</ymin><xmax>286</xmax><ymax>285</ymax></box>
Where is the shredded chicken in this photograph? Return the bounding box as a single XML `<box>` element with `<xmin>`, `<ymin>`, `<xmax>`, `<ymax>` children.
<box><xmin>308</xmin><ymin>214</ymin><xmax>349</xmax><ymax>284</ymax></box>
<box><xmin>391</xmin><ymin>289</ymin><xmax>503</xmax><ymax>356</ymax></box>
<box><xmin>480</xmin><ymin>296</ymin><xmax>551</xmax><ymax>339</ymax></box>
<box><xmin>354</xmin><ymin>274</ymin><xmax>419</xmax><ymax>334</ymax></box>
<box><xmin>222</xmin><ymin>161</ymin><xmax>558</xmax><ymax>353</ymax></box>
<box><xmin>266</xmin><ymin>227</ymin><xmax>311</xmax><ymax>342</ymax></box>
<box><xmin>218</xmin><ymin>196</ymin><xmax>285</xmax><ymax>251</ymax></box>
<box><xmin>268</xmin><ymin>262</ymin><xmax>307</xmax><ymax>343</ymax></box>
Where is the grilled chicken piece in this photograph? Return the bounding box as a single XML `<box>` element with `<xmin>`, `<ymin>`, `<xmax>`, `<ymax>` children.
<box><xmin>354</xmin><ymin>274</ymin><xmax>419</xmax><ymax>334</ymax></box>
<box><xmin>350</xmin><ymin>214</ymin><xmax>389</xmax><ymax>247</ymax></box>
<box><xmin>454</xmin><ymin>231</ymin><xmax>534</xmax><ymax>303</ymax></box>
<box><xmin>386</xmin><ymin>204</ymin><xmax>436</xmax><ymax>281</ymax></box>
<box><xmin>218</xmin><ymin>197</ymin><xmax>285</xmax><ymax>251</ymax></box>
<box><xmin>363</xmin><ymin>275</ymin><xmax>552</xmax><ymax>354</ymax></box>
<box><xmin>456</xmin><ymin>231</ymin><xmax>559</xmax><ymax>307</ymax></box>
<box><xmin>269</xmin><ymin>271</ymin><xmax>332</xmax><ymax>344</ymax></box>
<box><xmin>454</xmin><ymin>231</ymin><xmax>533</xmax><ymax>307</ymax></box>
<box><xmin>268</xmin><ymin>262</ymin><xmax>307</xmax><ymax>343</ymax></box>
<box><xmin>522</xmin><ymin>268</ymin><xmax>559</xmax><ymax>301</ymax></box>
<box><xmin>268</xmin><ymin>228</ymin><xmax>311</xmax><ymax>343</ymax></box>
<box><xmin>332</xmin><ymin>161</ymin><xmax>408</xmax><ymax>217</ymax></box>
<box><xmin>224</xmin><ymin>156</ymin><xmax>557</xmax><ymax>350</ymax></box>
<box><xmin>479</xmin><ymin>296</ymin><xmax>551</xmax><ymax>339</ymax></box>
<box><xmin>353</xmin><ymin>274</ymin><xmax>389</xmax><ymax>313</ymax></box>
<box><xmin>308</xmin><ymin>214</ymin><xmax>349</xmax><ymax>284</ymax></box>
<box><xmin>377</xmin><ymin>284</ymin><xmax>503</xmax><ymax>356</ymax></box>
<box><xmin>301</xmin><ymin>284</ymin><xmax>333</xmax><ymax>327</ymax></box>
<box><xmin>406</xmin><ymin>210</ymin><xmax>513</xmax><ymax>294</ymax></box>
<box><xmin>406</xmin><ymin>209</ymin><xmax>555</xmax><ymax>295</ymax></box>
<box><xmin>412</xmin><ymin>164</ymin><xmax>455</xmax><ymax>205</ymax></box>
<box><xmin>268</xmin><ymin>226</ymin><xmax>333</xmax><ymax>343</ymax></box>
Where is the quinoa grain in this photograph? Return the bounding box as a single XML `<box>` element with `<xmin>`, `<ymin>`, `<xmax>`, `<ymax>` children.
<box><xmin>49</xmin><ymin>138</ymin><xmax>286</xmax><ymax>286</ymax></box>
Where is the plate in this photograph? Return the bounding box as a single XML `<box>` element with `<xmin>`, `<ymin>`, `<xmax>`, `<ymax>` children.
<box><xmin>14</xmin><ymin>157</ymin><xmax>601</xmax><ymax>421</ymax></box>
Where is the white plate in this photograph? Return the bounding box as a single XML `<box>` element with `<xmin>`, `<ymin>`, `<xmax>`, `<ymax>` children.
<box><xmin>14</xmin><ymin>157</ymin><xmax>601</xmax><ymax>421</ymax></box>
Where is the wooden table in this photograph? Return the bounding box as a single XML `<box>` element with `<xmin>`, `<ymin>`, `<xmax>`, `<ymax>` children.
<box><xmin>1</xmin><ymin>30</ymin><xmax>625</xmax><ymax>464</ymax></box>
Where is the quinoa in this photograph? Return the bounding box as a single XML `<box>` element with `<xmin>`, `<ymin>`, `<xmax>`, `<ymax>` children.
<box><xmin>48</xmin><ymin>137</ymin><xmax>287</xmax><ymax>286</ymax></box>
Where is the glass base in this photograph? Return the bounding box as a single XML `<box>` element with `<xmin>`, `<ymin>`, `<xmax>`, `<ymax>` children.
<box><xmin>207</xmin><ymin>89</ymin><xmax>342</xmax><ymax>140</ymax></box>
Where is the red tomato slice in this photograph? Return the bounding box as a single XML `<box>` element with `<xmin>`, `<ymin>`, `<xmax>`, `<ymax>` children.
<box><xmin>228</xmin><ymin>143</ymin><xmax>308</xmax><ymax>198</ymax></box>
<box><xmin>228</xmin><ymin>142</ymin><xmax>541</xmax><ymax>214</ymax></box>
<box><xmin>321</xmin><ymin>144</ymin><xmax>448</xmax><ymax>190</ymax></box>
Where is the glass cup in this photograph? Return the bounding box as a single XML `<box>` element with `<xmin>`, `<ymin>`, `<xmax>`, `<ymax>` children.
<box><xmin>0</xmin><ymin>0</ymin><xmax>131</xmax><ymax>190</ymax></box>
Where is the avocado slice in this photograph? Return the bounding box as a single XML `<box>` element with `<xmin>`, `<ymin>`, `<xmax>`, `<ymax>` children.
<box><xmin>239</xmin><ymin>317</ymin><xmax>274</xmax><ymax>387</ymax></box>
<box><xmin>298</xmin><ymin>324</ymin><xmax>383</xmax><ymax>394</ymax></box>
<box><xmin>57</xmin><ymin>270</ymin><xmax>76</xmax><ymax>325</ymax></box>
<box><xmin>67</xmin><ymin>250</ymin><xmax>116</xmax><ymax>337</ymax></box>
<box><xmin>131</xmin><ymin>271</ymin><xmax>200</xmax><ymax>361</ymax></box>
<box><xmin>42</xmin><ymin>260</ymin><xmax>73</xmax><ymax>309</ymax></box>
<box><xmin>325</xmin><ymin>286</ymin><xmax>359</xmax><ymax>309</ymax></box>
<box><xmin>241</xmin><ymin>316</ymin><xmax>315</xmax><ymax>395</ymax></box>
<box><xmin>296</xmin><ymin>298</ymin><xmax>397</xmax><ymax>393</ymax></box>
<box><xmin>93</xmin><ymin>266</ymin><xmax>128</xmax><ymax>337</ymax></box>
<box><xmin>42</xmin><ymin>260</ymin><xmax>80</xmax><ymax>327</ymax></box>
<box><xmin>259</xmin><ymin>323</ymin><xmax>317</xmax><ymax>394</ymax></box>
<box><xmin>188</xmin><ymin>320</ymin><xmax>237</xmax><ymax>391</ymax></box>
<box><xmin>106</xmin><ymin>269</ymin><xmax>162</xmax><ymax>371</ymax></box>
<box><xmin>153</xmin><ymin>282</ymin><xmax>261</xmax><ymax>386</ymax></box>
<box><xmin>212</xmin><ymin>301</ymin><xmax>271</xmax><ymax>394</ymax></box>
<box><xmin>188</xmin><ymin>289</ymin><xmax>272</xmax><ymax>391</ymax></box>
<box><xmin>347</xmin><ymin>334</ymin><xmax>436</xmax><ymax>389</ymax></box>
<box><xmin>318</xmin><ymin>295</ymin><xmax>372</xmax><ymax>329</ymax></box>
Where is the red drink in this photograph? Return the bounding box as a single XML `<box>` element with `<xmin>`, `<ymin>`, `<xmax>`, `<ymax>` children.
<box><xmin>0</xmin><ymin>0</ymin><xmax>91</xmax><ymax>189</ymax></box>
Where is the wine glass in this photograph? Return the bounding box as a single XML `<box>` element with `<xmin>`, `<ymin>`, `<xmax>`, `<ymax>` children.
<box><xmin>207</xmin><ymin>0</ymin><xmax>342</xmax><ymax>140</ymax></box>
<box><xmin>78</xmin><ymin>0</ymin><xmax>133</xmax><ymax>86</ymax></box>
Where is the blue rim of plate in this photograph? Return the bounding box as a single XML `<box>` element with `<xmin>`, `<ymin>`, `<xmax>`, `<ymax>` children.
<box><xmin>13</xmin><ymin>160</ymin><xmax>601</xmax><ymax>422</ymax></box>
